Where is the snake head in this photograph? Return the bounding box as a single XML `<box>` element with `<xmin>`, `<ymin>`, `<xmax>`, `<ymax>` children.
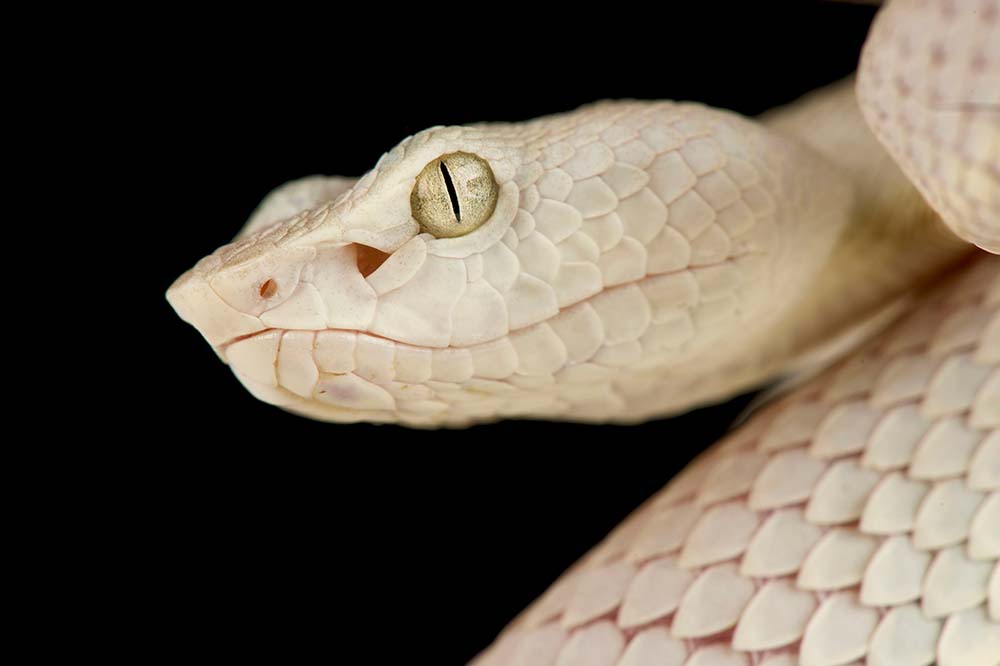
<box><xmin>167</xmin><ymin>125</ymin><xmax>531</xmax><ymax>423</ymax></box>
<box><xmin>168</xmin><ymin>103</ymin><xmax>852</xmax><ymax>426</ymax></box>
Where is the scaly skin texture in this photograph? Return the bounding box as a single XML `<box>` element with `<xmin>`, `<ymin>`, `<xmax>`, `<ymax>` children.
<box><xmin>857</xmin><ymin>0</ymin><xmax>1000</xmax><ymax>252</ymax></box>
<box><xmin>167</xmin><ymin>89</ymin><xmax>970</xmax><ymax>428</ymax></box>
<box><xmin>170</xmin><ymin>99</ymin><xmax>862</xmax><ymax>426</ymax></box>
<box><xmin>166</xmin><ymin>0</ymin><xmax>1000</xmax><ymax>662</ymax></box>
<box><xmin>472</xmin><ymin>255</ymin><xmax>999</xmax><ymax>666</ymax></box>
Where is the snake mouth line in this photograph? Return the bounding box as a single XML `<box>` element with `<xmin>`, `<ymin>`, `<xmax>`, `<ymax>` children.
<box><xmin>216</xmin><ymin>253</ymin><xmax>757</xmax><ymax>359</ymax></box>
<box><xmin>219</xmin><ymin>327</ymin><xmax>405</xmax><ymax>357</ymax></box>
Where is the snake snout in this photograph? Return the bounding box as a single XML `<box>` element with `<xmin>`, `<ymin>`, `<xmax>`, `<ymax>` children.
<box><xmin>166</xmin><ymin>268</ymin><xmax>267</xmax><ymax>349</ymax></box>
<box><xmin>167</xmin><ymin>224</ymin><xmax>325</xmax><ymax>351</ymax></box>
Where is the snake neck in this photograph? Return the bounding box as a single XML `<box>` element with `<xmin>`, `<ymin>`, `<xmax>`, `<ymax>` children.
<box><xmin>757</xmin><ymin>77</ymin><xmax>972</xmax><ymax>374</ymax></box>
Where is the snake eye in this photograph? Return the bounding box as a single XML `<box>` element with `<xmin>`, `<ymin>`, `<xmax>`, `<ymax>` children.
<box><xmin>410</xmin><ymin>152</ymin><xmax>498</xmax><ymax>238</ymax></box>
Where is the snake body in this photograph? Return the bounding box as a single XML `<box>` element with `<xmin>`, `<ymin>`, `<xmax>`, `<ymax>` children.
<box><xmin>168</xmin><ymin>1</ymin><xmax>999</xmax><ymax>663</ymax></box>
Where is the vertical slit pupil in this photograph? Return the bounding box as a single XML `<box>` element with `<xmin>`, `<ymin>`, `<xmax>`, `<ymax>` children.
<box><xmin>439</xmin><ymin>161</ymin><xmax>461</xmax><ymax>222</ymax></box>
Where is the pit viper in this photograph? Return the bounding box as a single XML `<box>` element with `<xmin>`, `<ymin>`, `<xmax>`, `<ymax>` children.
<box><xmin>167</xmin><ymin>1</ymin><xmax>1000</xmax><ymax>663</ymax></box>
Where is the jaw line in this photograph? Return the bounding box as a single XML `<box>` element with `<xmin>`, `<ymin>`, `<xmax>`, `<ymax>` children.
<box><xmin>216</xmin><ymin>327</ymin><xmax>443</xmax><ymax>363</ymax></box>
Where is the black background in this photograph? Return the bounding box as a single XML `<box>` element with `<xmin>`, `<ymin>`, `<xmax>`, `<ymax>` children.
<box><xmin>138</xmin><ymin>3</ymin><xmax>877</xmax><ymax>662</ymax></box>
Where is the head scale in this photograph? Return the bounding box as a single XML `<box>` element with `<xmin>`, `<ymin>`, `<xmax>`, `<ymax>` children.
<box><xmin>168</xmin><ymin>102</ymin><xmax>850</xmax><ymax>426</ymax></box>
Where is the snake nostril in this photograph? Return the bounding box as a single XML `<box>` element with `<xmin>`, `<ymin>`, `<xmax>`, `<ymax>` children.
<box><xmin>258</xmin><ymin>278</ymin><xmax>278</xmax><ymax>299</ymax></box>
<box><xmin>355</xmin><ymin>244</ymin><xmax>391</xmax><ymax>278</ymax></box>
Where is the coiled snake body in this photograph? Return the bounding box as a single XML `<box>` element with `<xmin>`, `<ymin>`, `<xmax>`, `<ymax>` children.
<box><xmin>169</xmin><ymin>2</ymin><xmax>999</xmax><ymax>663</ymax></box>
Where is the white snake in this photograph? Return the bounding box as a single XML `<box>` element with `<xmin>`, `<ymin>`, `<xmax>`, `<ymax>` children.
<box><xmin>168</xmin><ymin>1</ymin><xmax>999</xmax><ymax>663</ymax></box>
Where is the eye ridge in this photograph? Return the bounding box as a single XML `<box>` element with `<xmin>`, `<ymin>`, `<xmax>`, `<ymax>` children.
<box><xmin>438</xmin><ymin>160</ymin><xmax>462</xmax><ymax>223</ymax></box>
